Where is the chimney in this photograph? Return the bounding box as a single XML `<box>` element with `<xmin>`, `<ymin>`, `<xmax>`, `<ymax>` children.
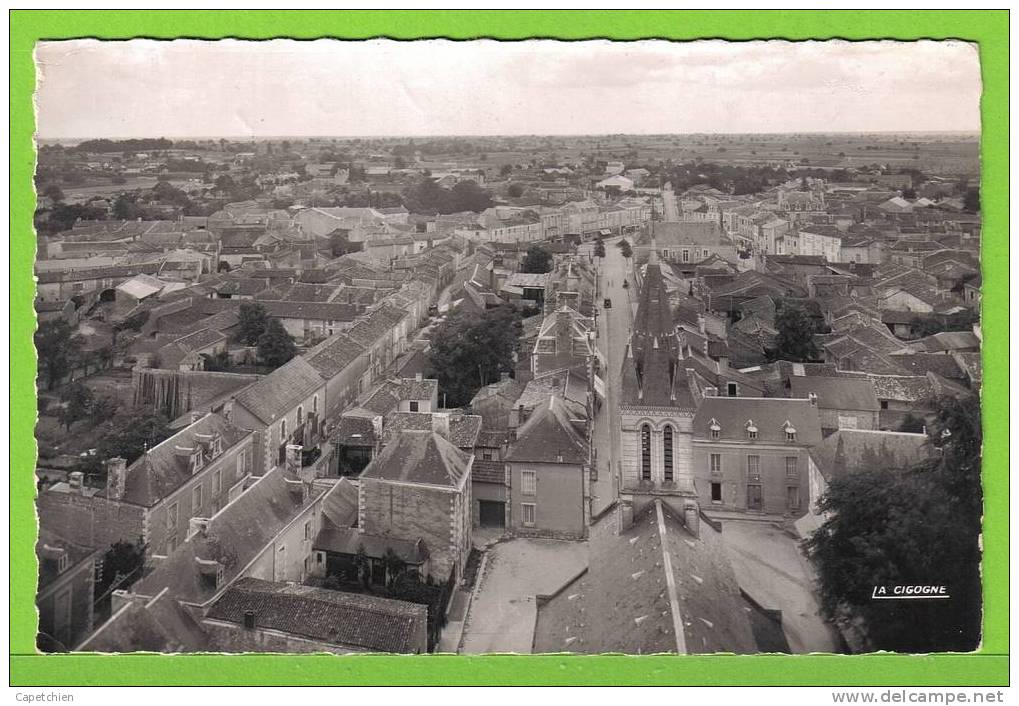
<box><xmin>189</xmin><ymin>517</ymin><xmax>211</xmax><ymax>539</ymax></box>
<box><xmin>285</xmin><ymin>477</ymin><xmax>309</xmax><ymax>504</ymax></box>
<box><xmin>285</xmin><ymin>444</ymin><xmax>303</xmax><ymax>474</ymax></box>
<box><xmin>415</xmin><ymin>372</ymin><xmax>423</xmax><ymax>382</ymax></box>
<box><xmin>106</xmin><ymin>457</ymin><xmax>127</xmax><ymax>500</ymax></box>
<box><xmin>617</xmin><ymin>500</ymin><xmax>634</xmax><ymax>533</ymax></box>
<box><xmin>697</xmin><ymin>313</ymin><xmax>706</xmax><ymax>334</ymax></box>
<box><xmin>500</xmin><ymin>371</ymin><xmax>510</xmax><ymax>382</ymax></box>
<box><xmin>223</xmin><ymin>398</ymin><xmax>234</xmax><ymax>422</ymax></box>
<box><xmin>68</xmin><ymin>471</ymin><xmax>84</xmax><ymax>493</ymax></box>
<box><xmin>190</xmin><ymin>410</ymin><xmax>204</xmax><ymax>425</ymax></box>
<box><xmin>684</xmin><ymin>500</ymin><xmax>700</xmax><ymax>538</ymax></box>
<box><xmin>431</xmin><ymin>413</ymin><xmax>450</xmax><ymax>439</ymax></box>
<box><xmin>243</xmin><ymin>610</ymin><xmax>257</xmax><ymax>630</ymax></box>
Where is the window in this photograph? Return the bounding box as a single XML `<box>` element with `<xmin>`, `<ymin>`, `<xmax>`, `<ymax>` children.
<box><xmin>786</xmin><ymin>456</ymin><xmax>799</xmax><ymax>479</ymax></box>
<box><xmin>710</xmin><ymin>482</ymin><xmax>722</xmax><ymax>503</ymax></box>
<box><xmin>709</xmin><ymin>418</ymin><xmax>721</xmax><ymax>440</ymax></box>
<box><xmin>662</xmin><ymin>426</ymin><xmax>674</xmax><ymax>482</ymax></box>
<box><xmin>522</xmin><ymin>503</ymin><xmax>536</xmax><ymax>527</ymax></box>
<box><xmin>213</xmin><ymin>469</ymin><xmax>222</xmax><ymax>495</ymax></box>
<box><xmin>787</xmin><ymin>486</ymin><xmax>801</xmax><ymax>511</ymax></box>
<box><xmin>190</xmin><ymin>449</ymin><xmax>204</xmax><ymax>474</ymax></box>
<box><xmin>747</xmin><ymin>455</ymin><xmax>761</xmax><ymax>481</ymax></box>
<box><xmin>880</xmin><ymin>400</ymin><xmax>889</xmax><ymax>410</ymax></box>
<box><xmin>682</xmin><ymin>249</ymin><xmax>690</xmax><ymax>263</ymax></box>
<box><xmin>482</xmin><ymin>451</ymin><xmax>493</xmax><ymax>461</ymax></box>
<box><xmin>409</xmin><ymin>401</ymin><xmax>419</xmax><ymax>412</ymax></box>
<box><xmin>281</xmin><ymin>419</ymin><xmax>288</xmax><ymax>441</ymax></box>
<box><xmin>710</xmin><ymin>453</ymin><xmax>722</xmax><ymax>475</ymax></box>
<box><xmin>640</xmin><ymin>424</ymin><xmax>652</xmax><ymax>481</ymax></box>
<box><xmin>193</xmin><ymin>484</ymin><xmax>203</xmax><ymax>511</ymax></box>
<box><xmin>727</xmin><ymin>382</ymin><xmax>738</xmax><ymax>397</ymax></box>
<box><xmin>521</xmin><ymin>470</ymin><xmax>537</xmax><ymax>496</ymax></box>
<box><xmin>304</xmin><ymin>520</ymin><xmax>312</xmax><ymax>540</ymax></box>
<box><xmin>297</xmin><ymin>406</ymin><xmax>304</xmax><ymax>427</ymax></box>
<box><xmin>746</xmin><ymin>420</ymin><xmax>758</xmax><ymax>441</ymax></box>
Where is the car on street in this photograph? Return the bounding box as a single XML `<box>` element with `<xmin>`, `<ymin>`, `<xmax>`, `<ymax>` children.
<box><xmin>603</xmin><ymin>298</ymin><xmax>612</xmax><ymax>309</ymax></box>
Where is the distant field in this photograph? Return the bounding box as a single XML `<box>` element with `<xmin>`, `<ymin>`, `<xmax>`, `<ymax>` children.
<box><xmin>61</xmin><ymin>176</ymin><xmax>192</xmax><ymax>201</ymax></box>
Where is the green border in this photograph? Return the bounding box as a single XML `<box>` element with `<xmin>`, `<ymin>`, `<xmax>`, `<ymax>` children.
<box><xmin>10</xmin><ymin>10</ymin><xmax>1008</xmax><ymax>686</ymax></box>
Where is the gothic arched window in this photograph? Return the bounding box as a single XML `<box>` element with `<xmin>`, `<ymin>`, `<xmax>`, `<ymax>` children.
<box><xmin>663</xmin><ymin>425</ymin><xmax>674</xmax><ymax>482</ymax></box>
<box><xmin>640</xmin><ymin>424</ymin><xmax>652</xmax><ymax>481</ymax></box>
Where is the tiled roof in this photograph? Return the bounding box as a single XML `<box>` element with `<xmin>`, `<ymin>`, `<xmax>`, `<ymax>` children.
<box><xmin>361</xmin><ymin>431</ymin><xmax>471</xmax><ymax>488</ymax></box>
<box><xmin>206</xmin><ymin>577</ymin><xmax>427</xmax><ymax>653</ymax></box>
<box><xmin>313</xmin><ymin>528</ymin><xmax>428</xmax><ymax>565</ymax></box>
<box><xmin>383</xmin><ymin>412</ymin><xmax>482</xmax><ymax>450</ymax></box>
<box><xmin>305</xmin><ymin>333</ymin><xmax>366</xmax><ymax>380</ymax></box>
<box><xmin>534</xmin><ymin>502</ymin><xmax>758</xmax><ymax>655</ymax></box>
<box><xmin>234</xmin><ymin>357</ymin><xmax>324</xmax><ymax>425</ymax></box>
<box><xmin>789</xmin><ymin>376</ymin><xmax>880</xmax><ymax>413</ymax></box>
<box><xmin>888</xmin><ymin>353</ymin><xmax>965</xmax><ymax>380</ymax></box>
<box><xmin>811</xmin><ymin>429</ymin><xmax>933</xmax><ymax>482</ymax></box>
<box><xmin>133</xmin><ymin>467</ymin><xmax>322</xmax><ymax>603</ymax></box>
<box><xmin>109</xmin><ymin>413</ymin><xmax>250</xmax><ymax>507</ymax></box>
<box><xmin>470</xmin><ymin>459</ymin><xmax>506</xmax><ymax>484</ymax></box>
<box><xmin>505</xmin><ymin>396</ymin><xmax>587</xmax><ymax>465</ymax></box>
<box><xmin>332</xmin><ymin>414</ymin><xmax>378</xmax><ymax>447</ymax></box>
<box><xmin>693</xmin><ymin>397</ymin><xmax>822</xmax><ymax>444</ymax></box>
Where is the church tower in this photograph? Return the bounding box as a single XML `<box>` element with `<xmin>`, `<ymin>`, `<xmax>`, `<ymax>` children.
<box><xmin>618</xmin><ymin>234</ymin><xmax>699</xmax><ymax>517</ymax></box>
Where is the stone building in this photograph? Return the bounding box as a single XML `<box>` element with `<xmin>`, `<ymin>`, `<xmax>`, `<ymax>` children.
<box><xmin>618</xmin><ymin>243</ymin><xmax>699</xmax><ymax>519</ymax></box>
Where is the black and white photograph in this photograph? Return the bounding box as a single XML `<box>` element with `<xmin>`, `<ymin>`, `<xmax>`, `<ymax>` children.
<box><xmin>32</xmin><ymin>38</ymin><xmax>983</xmax><ymax>656</ymax></box>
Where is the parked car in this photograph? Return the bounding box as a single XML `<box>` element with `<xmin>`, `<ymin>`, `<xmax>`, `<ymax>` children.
<box><xmin>603</xmin><ymin>298</ymin><xmax>612</xmax><ymax>309</ymax></box>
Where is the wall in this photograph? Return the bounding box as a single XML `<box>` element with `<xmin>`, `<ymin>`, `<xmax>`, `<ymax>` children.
<box><xmin>37</xmin><ymin>490</ymin><xmax>147</xmax><ymax>552</ymax></box>
<box><xmin>819</xmin><ymin>407</ymin><xmax>879</xmax><ymax>431</ymax></box>
<box><xmin>240</xmin><ymin>488</ymin><xmax>324</xmax><ymax>584</ymax></box>
<box><xmin>359</xmin><ymin>478</ymin><xmax>465</xmax><ymax>584</ymax></box>
<box><xmin>619</xmin><ymin>408</ymin><xmax>695</xmax><ymax>493</ymax></box>
<box><xmin>692</xmin><ymin>441</ymin><xmax>810</xmax><ymax>517</ymax></box>
<box><xmin>506</xmin><ymin>461</ymin><xmax>586</xmax><ymax>539</ymax></box>
<box><xmin>37</xmin><ymin>557</ymin><xmax>95</xmax><ymax>650</ymax></box>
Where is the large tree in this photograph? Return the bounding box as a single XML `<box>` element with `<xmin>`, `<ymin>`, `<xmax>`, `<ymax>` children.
<box><xmin>257</xmin><ymin>319</ymin><xmax>297</xmax><ymax>369</ymax></box>
<box><xmin>428</xmin><ymin>305</ymin><xmax>522</xmax><ymax>408</ymax></box>
<box><xmin>59</xmin><ymin>382</ymin><xmax>94</xmax><ymax>431</ymax></box>
<box><xmin>520</xmin><ymin>245</ymin><xmax>553</xmax><ymax>274</ymax></box>
<box><xmin>238</xmin><ymin>302</ymin><xmax>270</xmax><ymax>345</ymax></box>
<box><xmin>771</xmin><ymin>303</ymin><xmax>820</xmax><ymax>362</ymax></box>
<box><xmin>35</xmin><ymin>320</ymin><xmax>84</xmax><ymax>390</ymax></box>
<box><xmin>804</xmin><ymin>395</ymin><xmax>982</xmax><ymax>652</ymax></box>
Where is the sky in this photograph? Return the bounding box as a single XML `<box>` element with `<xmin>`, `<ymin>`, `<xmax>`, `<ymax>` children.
<box><xmin>34</xmin><ymin>38</ymin><xmax>982</xmax><ymax>139</ymax></box>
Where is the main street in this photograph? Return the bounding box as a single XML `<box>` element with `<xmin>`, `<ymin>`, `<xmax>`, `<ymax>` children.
<box><xmin>584</xmin><ymin>236</ymin><xmax>636</xmax><ymax>516</ymax></box>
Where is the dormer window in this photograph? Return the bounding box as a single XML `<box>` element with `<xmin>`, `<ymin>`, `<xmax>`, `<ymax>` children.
<box><xmin>190</xmin><ymin>449</ymin><xmax>204</xmax><ymax>474</ymax></box>
<box><xmin>709</xmin><ymin>418</ymin><xmax>721</xmax><ymax>440</ymax></box>
<box><xmin>210</xmin><ymin>434</ymin><xmax>223</xmax><ymax>458</ymax></box>
<box><xmin>783</xmin><ymin>421</ymin><xmax>797</xmax><ymax>443</ymax></box>
<box><xmin>746</xmin><ymin>420</ymin><xmax>758</xmax><ymax>441</ymax></box>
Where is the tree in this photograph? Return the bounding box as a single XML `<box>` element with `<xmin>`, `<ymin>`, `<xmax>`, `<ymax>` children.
<box><xmin>41</xmin><ymin>183</ymin><xmax>65</xmax><ymax>203</ymax></box>
<box><xmin>95</xmin><ymin>540</ymin><xmax>146</xmax><ymax>600</ymax></box>
<box><xmin>428</xmin><ymin>305</ymin><xmax>522</xmax><ymax>407</ymax></box>
<box><xmin>520</xmin><ymin>245</ymin><xmax>553</xmax><ymax>274</ymax></box>
<box><xmin>804</xmin><ymin>395</ymin><xmax>982</xmax><ymax>652</ymax></box>
<box><xmin>89</xmin><ymin>394</ymin><xmax>119</xmax><ymax>428</ymax></box>
<box><xmin>59</xmin><ymin>383</ymin><xmax>94</xmax><ymax>431</ymax></box>
<box><xmin>962</xmin><ymin>187</ymin><xmax>980</xmax><ymax>213</ymax></box>
<box><xmin>35</xmin><ymin>320</ymin><xmax>84</xmax><ymax>390</ymax></box>
<box><xmin>102</xmin><ymin>413</ymin><xmax>173</xmax><ymax>466</ymax></box>
<box><xmin>618</xmin><ymin>239</ymin><xmax>633</xmax><ymax>259</ymax></box>
<box><xmin>448</xmin><ymin>180</ymin><xmax>493</xmax><ymax>213</ymax></box>
<box><xmin>594</xmin><ymin>239</ymin><xmax>606</xmax><ymax>259</ymax></box>
<box><xmin>237</xmin><ymin>302</ymin><xmax>269</xmax><ymax>345</ymax></box>
<box><xmin>217</xmin><ymin>260</ymin><xmax>232</xmax><ymax>273</ymax></box>
<box><xmin>507</xmin><ymin>183</ymin><xmax>524</xmax><ymax>198</ymax></box>
<box><xmin>257</xmin><ymin>319</ymin><xmax>297</xmax><ymax>368</ymax></box>
<box><xmin>499</xmin><ymin>164</ymin><xmax>513</xmax><ymax>177</ymax></box>
<box><xmin>771</xmin><ymin>303</ymin><xmax>820</xmax><ymax>362</ymax></box>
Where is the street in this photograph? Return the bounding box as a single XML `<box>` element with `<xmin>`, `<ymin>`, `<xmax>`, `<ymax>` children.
<box><xmin>588</xmin><ymin>236</ymin><xmax>635</xmax><ymax>516</ymax></box>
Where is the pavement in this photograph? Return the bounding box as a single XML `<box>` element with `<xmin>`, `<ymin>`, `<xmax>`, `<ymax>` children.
<box><xmin>717</xmin><ymin>519</ymin><xmax>841</xmax><ymax>654</ymax></box>
<box><xmin>458</xmin><ymin>538</ymin><xmax>588</xmax><ymax>654</ymax></box>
